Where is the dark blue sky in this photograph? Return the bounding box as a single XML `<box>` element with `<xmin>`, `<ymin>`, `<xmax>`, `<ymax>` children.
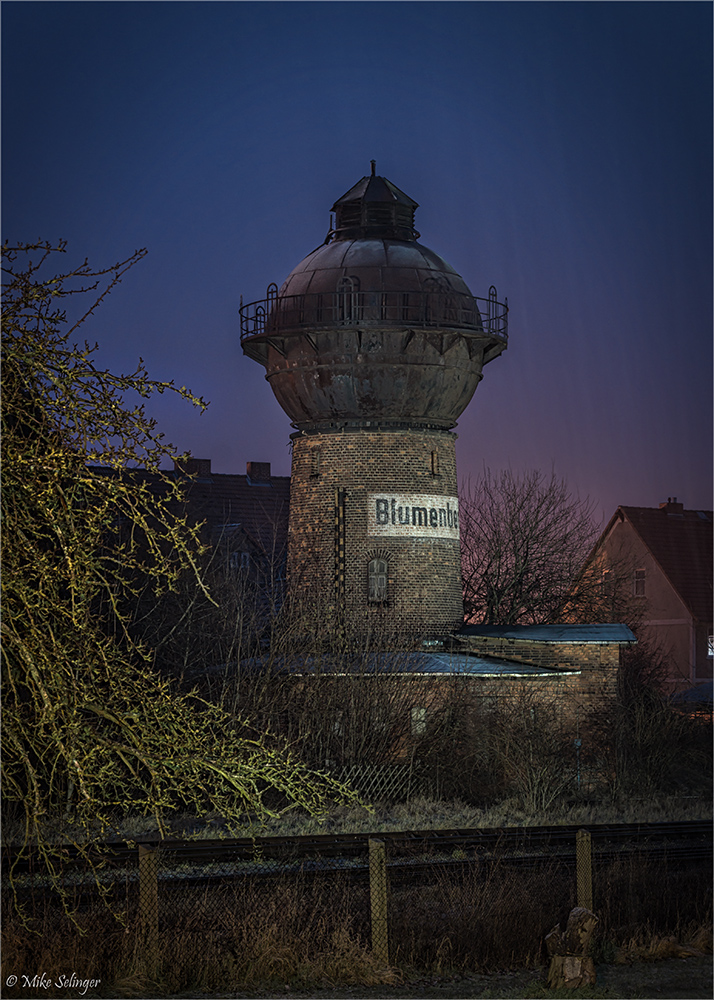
<box><xmin>3</xmin><ymin>1</ymin><xmax>712</xmax><ymax>522</ymax></box>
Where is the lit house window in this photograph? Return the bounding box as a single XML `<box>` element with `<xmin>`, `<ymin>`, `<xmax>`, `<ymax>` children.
<box><xmin>368</xmin><ymin>557</ymin><xmax>388</xmax><ymax>602</ymax></box>
<box><xmin>633</xmin><ymin>569</ymin><xmax>646</xmax><ymax>597</ymax></box>
<box><xmin>707</xmin><ymin>636</ymin><xmax>714</xmax><ymax>658</ymax></box>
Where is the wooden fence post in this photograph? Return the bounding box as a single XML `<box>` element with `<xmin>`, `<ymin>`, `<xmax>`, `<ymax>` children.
<box><xmin>369</xmin><ymin>838</ymin><xmax>389</xmax><ymax>965</ymax></box>
<box><xmin>138</xmin><ymin>845</ymin><xmax>159</xmax><ymax>973</ymax></box>
<box><xmin>576</xmin><ymin>829</ymin><xmax>593</xmax><ymax>911</ymax></box>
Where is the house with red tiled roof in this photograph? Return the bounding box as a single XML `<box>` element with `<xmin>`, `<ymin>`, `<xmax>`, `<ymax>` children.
<box><xmin>581</xmin><ymin>498</ymin><xmax>713</xmax><ymax>692</ymax></box>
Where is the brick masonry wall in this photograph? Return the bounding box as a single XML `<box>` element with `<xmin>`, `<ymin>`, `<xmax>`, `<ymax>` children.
<box><xmin>288</xmin><ymin>427</ymin><xmax>464</xmax><ymax>634</ymax></box>
<box><xmin>285</xmin><ymin>670</ymin><xmax>614</xmax><ymax>771</ymax></box>
<box><xmin>453</xmin><ymin>634</ymin><xmax>621</xmax><ymax>702</ymax></box>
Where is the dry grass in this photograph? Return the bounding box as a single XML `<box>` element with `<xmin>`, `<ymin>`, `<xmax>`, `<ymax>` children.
<box><xmin>1</xmin><ymin>875</ymin><xmax>395</xmax><ymax>998</ymax></box>
<box><xmin>389</xmin><ymin>859</ymin><xmax>575</xmax><ymax>973</ymax></box>
<box><xmin>187</xmin><ymin>791</ymin><xmax>712</xmax><ymax>841</ymax></box>
<box><xmin>614</xmin><ymin>925</ymin><xmax>713</xmax><ymax>963</ymax></box>
<box><xmin>71</xmin><ymin>790</ymin><xmax>709</xmax><ymax>844</ymax></box>
<box><xmin>595</xmin><ymin>851</ymin><xmax>712</xmax><ymax>938</ymax></box>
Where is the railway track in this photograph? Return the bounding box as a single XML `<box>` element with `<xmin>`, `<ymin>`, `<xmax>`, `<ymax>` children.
<box><xmin>4</xmin><ymin>820</ymin><xmax>711</xmax><ymax>898</ymax></box>
<box><xmin>5</xmin><ymin>819</ymin><xmax>711</xmax><ymax>868</ymax></box>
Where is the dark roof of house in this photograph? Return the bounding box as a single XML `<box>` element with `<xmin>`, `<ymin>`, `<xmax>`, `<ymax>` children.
<box><xmin>456</xmin><ymin>624</ymin><xmax>636</xmax><ymax>644</ymax></box>
<box><xmin>618</xmin><ymin>505</ymin><xmax>713</xmax><ymax>623</ymax></box>
<box><xmin>172</xmin><ymin>468</ymin><xmax>290</xmax><ymax>559</ymax></box>
<box><xmin>96</xmin><ymin>461</ymin><xmax>290</xmax><ymax>561</ymax></box>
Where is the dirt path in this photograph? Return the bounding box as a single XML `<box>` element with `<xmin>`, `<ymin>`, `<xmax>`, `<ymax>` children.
<box><xmin>182</xmin><ymin>956</ymin><xmax>712</xmax><ymax>1000</ymax></box>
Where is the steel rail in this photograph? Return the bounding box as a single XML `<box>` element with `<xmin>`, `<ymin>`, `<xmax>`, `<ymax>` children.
<box><xmin>4</xmin><ymin>820</ymin><xmax>710</xmax><ymax>874</ymax></box>
<box><xmin>7</xmin><ymin>842</ymin><xmax>710</xmax><ymax>907</ymax></box>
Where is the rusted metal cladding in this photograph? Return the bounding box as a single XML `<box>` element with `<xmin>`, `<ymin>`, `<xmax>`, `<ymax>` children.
<box><xmin>265</xmin><ymin>330</ymin><xmax>483</xmax><ymax>428</ymax></box>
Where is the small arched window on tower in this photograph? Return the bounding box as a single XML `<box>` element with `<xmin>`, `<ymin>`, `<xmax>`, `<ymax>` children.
<box><xmin>423</xmin><ymin>276</ymin><xmax>447</xmax><ymax>325</ymax></box>
<box><xmin>336</xmin><ymin>275</ymin><xmax>360</xmax><ymax>324</ymax></box>
<box><xmin>368</xmin><ymin>557</ymin><xmax>389</xmax><ymax>603</ymax></box>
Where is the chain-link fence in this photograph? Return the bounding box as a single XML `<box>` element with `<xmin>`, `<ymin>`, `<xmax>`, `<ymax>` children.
<box><xmin>2</xmin><ymin>825</ymin><xmax>711</xmax><ymax>996</ymax></box>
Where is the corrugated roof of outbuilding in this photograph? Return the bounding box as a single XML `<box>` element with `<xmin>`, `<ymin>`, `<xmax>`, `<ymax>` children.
<box><xmin>238</xmin><ymin>651</ymin><xmax>574</xmax><ymax>678</ymax></box>
<box><xmin>456</xmin><ymin>623</ymin><xmax>637</xmax><ymax>644</ymax></box>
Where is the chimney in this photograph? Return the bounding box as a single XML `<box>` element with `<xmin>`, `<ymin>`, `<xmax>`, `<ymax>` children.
<box><xmin>246</xmin><ymin>461</ymin><xmax>271</xmax><ymax>483</ymax></box>
<box><xmin>174</xmin><ymin>457</ymin><xmax>212</xmax><ymax>477</ymax></box>
<box><xmin>659</xmin><ymin>497</ymin><xmax>684</xmax><ymax>515</ymax></box>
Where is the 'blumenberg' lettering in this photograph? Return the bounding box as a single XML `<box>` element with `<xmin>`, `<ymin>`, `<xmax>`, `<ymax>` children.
<box><xmin>372</xmin><ymin>495</ymin><xmax>458</xmax><ymax>534</ymax></box>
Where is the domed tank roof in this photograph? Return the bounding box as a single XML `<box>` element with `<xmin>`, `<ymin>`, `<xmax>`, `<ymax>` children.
<box><xmin>279</xmin><ymin>238</ymin><xmax>472</xmax><ymax>298</ymax></box>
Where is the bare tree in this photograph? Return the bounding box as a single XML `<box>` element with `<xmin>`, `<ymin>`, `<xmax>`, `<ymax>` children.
<box><xmin>1</xmin><ymin>242</ymin><xmax>359</xmax><ymax>905</ymax></box>
<box><xmin>460</xmin><ymin>469</ymin><xmax>601</xmax><ymax>625</ymax></box>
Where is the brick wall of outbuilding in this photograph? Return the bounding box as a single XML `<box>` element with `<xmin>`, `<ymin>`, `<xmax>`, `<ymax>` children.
<box><xmin>451</xmin><ymin>634</ymin><xmax>621</xmax><ymax>702</ymax></box>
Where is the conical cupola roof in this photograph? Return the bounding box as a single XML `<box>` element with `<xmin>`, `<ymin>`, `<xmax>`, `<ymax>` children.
<box><xmin>330</xmin><ymin>161</ymin><xmax>419</xmax><ymax>241</ymax></box>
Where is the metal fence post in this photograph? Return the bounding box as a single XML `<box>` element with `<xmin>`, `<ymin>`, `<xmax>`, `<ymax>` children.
<box><xmin>139</xmin><ymin>844</ymin><xmax>159</xmax><ymax>972</ymax></box>
<box><xmin>368</xmin><ymin>838</ymin><xmax>389</xmax><ymax>965</ymax></box>
<box><xmin>576</xmin><ymin>829</ymin><xmax>593</xmax><ymax>911</ymax></box>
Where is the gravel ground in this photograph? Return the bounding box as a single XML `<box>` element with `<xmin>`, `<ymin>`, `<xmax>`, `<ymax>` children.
<box><xmin>173</xmin><ymin>956</ymin><xmax>713</xmax><ymax>1000</ymax></box>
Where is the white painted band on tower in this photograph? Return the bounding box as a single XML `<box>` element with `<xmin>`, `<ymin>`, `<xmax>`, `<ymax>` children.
<box><xmin>368</xmin><ymin>494</ymin><xmax>460</xmax><ymax>538</ymax></box>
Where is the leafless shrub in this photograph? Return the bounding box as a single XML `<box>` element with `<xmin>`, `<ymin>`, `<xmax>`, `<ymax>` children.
<box><xmin>123</xmin><ymin>479</ymin><xmax>710</xmax><ymax>820</ymax></box>
<box><xmin>613</xmin><ymin>646</ymin><xmax>712</xmax><ymax>796</ymax></box>
<box><xmin>390</xmin><ymin>857</ymin><xmax>574</xmax><ymax>972</ymax></box>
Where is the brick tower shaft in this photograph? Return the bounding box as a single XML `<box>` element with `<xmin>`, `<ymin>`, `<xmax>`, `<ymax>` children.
<box><xmin>289</xmin><ymin>427</ymin><xmax>463</xmax><ymax>634</ymax></box>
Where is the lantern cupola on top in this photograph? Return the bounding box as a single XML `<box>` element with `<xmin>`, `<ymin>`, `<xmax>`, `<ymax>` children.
<box><xmin>331</xmin><ymin>159</ymin><xmax>419</xmax><ymax>241</ymax></box>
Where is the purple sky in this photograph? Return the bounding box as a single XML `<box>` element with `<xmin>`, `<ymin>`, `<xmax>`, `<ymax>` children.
<box><xmin>3</xmin><ymin>2</ymin><xmax>712</xmax><ymax>525</ymax></box>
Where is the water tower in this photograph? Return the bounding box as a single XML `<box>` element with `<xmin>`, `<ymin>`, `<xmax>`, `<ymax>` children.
<box><xmin>240</xmin><ymin>164</ymin><xmax>507</xmax><ymax>636</ymax></box>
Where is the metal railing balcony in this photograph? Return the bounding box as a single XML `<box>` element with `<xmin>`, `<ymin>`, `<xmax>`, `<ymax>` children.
<box><xmin>240</xmin><ymin>286</ymin><xmax>508</xmax><ymax>343</ymax></box>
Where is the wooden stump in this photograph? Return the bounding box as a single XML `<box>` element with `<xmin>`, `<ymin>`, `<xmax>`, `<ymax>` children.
<box><xmin>546</xmin><ymin>907</ymin><xmax>598</xmax><ymax>989</ymax></box>
<box><xmin>547</xmin><ymin>954</ymin><xmax>596</xmax><ymax>989</ymax></box>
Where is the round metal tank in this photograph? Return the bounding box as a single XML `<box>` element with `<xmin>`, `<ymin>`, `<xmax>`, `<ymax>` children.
<box><xmin>241</xmin><ymin>170</ymin><xmax>507</xmax><ymax>430</ymax></box>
